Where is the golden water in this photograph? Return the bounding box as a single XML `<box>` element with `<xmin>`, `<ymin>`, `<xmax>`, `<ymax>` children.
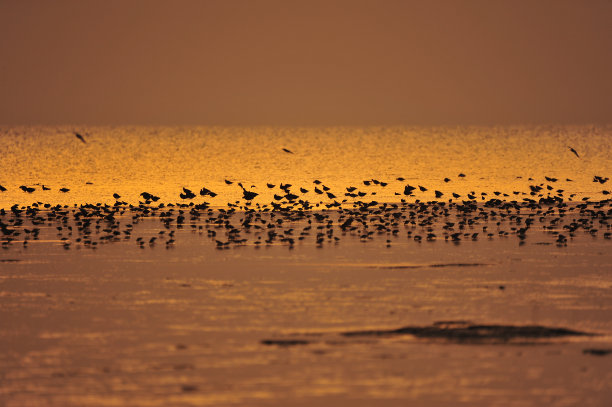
<box><xmin>1</xmin><ymin>125</ymin><xmax>610</xmax><ymax>208</ymax></box>
<box><xmin>1</xmin><ymin>125</ymin><xmax>611</xmax><ymax>406</ymax></box>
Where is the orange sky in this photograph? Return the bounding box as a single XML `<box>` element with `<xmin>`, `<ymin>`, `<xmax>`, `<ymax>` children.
<box><xmin>0</xmin><ymin>0</ymin><xmax>610</xmax><ymax>125</ymax></box>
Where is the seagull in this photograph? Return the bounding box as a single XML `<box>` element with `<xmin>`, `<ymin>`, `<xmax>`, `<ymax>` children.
<box><xmin>568</xmin><ymin>146</ymin><xmax>579</xmax><ymax>158</ymax></box>
<box><xmin>282</xmin><ymin>148</ymin><xmax>294</xmax><ymax>154</ymax></box>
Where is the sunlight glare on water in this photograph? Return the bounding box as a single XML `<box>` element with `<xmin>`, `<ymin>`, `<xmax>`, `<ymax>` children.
<box><xmin>0</xmin><ymin>125</ymin><xmax>610</xmax><ymax>208</ymax></box>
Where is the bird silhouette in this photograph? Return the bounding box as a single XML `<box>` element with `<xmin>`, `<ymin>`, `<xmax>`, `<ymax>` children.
<box><xmin>403</xmin><ymin>185</ymin><xmax>416</xmax><ymax>195</ymax></box>
<box><xmin>199</xmin><ymin>186</ymin><xmax>216</xmax><ymax>197</ymax></box>
<box><xmin>0</xmin><ymin>184</ymin><xmax>6</xmax><ymax>192</ymax></box>
<box><xmin>568</xmin><ymin>146</ymin><xmax>580</xmax><ymax>158</ymax></box>
<box><xmin>282</xmin><ymin>148</ymin><xmax>294</xmax><ymax>154</ymax></box>
<box><xmin>593</xmin><ymin>176</ymin><xmax>609</xmax><ymax>184</ymax></box>
<box><xmin>180</xmin><ymin>187</ymin><xmax>196</xmax><ymax>199</ymax></box>
<box><xmin>238</xmin><ymin>183</ymin><xmax>258</xmax><ymax>200</ymax></box>
<box><xmin>74</xmin><ymin>132</ymin><xmax>86</xmax><ymax>143</ymax></box>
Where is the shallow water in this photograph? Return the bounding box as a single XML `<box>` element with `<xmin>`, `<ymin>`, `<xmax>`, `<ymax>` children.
<box><xmin>1</xmin><ymin>126</ymin><xmax>611</xmax><ymax>406</ymax></box>
<box><xmin>1</xmin><ymin>125</ymin><xmax>610</xmax><ymax>207</ymax></box>
<box><xmin>1</xmin><ymin>214</ymin><xmax>611</xmax><ymax>406</ymax></box>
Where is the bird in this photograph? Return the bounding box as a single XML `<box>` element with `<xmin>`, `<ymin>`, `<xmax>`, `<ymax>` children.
<box><xmin>403</xmin><ymin>185</ymin><xmax>416</xmax><ymax>195</ymax></box>
<box><xmin>0</xmin><ymin>184</ymin><xmax>6</xmax><ymax>192</ymax></box>
<box><xmin>180</xmin><ymin>187</ymin><xmax>196</xmax><ymax>199</ymax></box>
<box><xmin>238</xmin><ymin>183</ymin><xmax>258</xmax><ymax>200</ymax></box>
<box><xmin>199</xmin><ymin>186</ymin><xmax>216</xmax><ymax>196</ymax></box>
<box><xmin>42</xmin><ymin>185</ymin><xmax>51</xmax><ymax>190</ymax></box>
<box><xmin>593</xmin><ymin>176</ymin><xmax>609</xmax><ymax>184</ymax></box>
<box><xmin>225</xmin><ymin>179</ymin><xmax>233</xmax><ymax>185</ymax></box>
<box><xmin>20</xmin><ymin>185</ymin><xmax>35</xmax><ymax>193</ymax></box>
<box><xmin>59</xmin><ymin>188</ymin><xmax>70</xmax><ymax>193</ymax></box>
<box><xmin>568</xmin><ymin>146</ymin><xmax>579</xmax><ymax>158</ymax></box>
<box><xmin>74</xmin><ymin>132</ymin><xmax>87</xmax><ymax>143</ymax></box>
<box><xmin>113</xmin><ymin>193</ymin><xmax>121</xmax><ymax>199</ymax></box>
<box><xmin>282</xmin><ymin>148</ymin><xmax>294</xmax><ymax>154</ymax></box>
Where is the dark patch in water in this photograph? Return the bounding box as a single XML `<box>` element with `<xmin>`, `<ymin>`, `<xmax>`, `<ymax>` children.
<box><xmin>261</xmin><ymin>339</ymin><xmax>311</xmax><ymax>347</ymax></box>
<box><xmin>583</xmin><ymin>348</ymin><xmax>612</xmax><ymax>356</ymax></box>
<box><xmin>376</xmin><ymin>263</ymin><xmax>489</xmax><ymax>269</ymax></box>
<box><xmin>0</xmin><ymin>259</ymin><xmax>21</xmax><ymax>263</ymax></box>
<box><xmin>341</xmin><ymin>321</ymin><xmax>593</xmax><ymax>344</ymax></box>
<box><xmin>429</xmin><ymin>263</ymin><xmax>489</xmax><ymax>268</ymax></box>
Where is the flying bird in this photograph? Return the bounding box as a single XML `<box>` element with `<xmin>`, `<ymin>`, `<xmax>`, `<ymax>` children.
<box><xmin>568</xmin><ymin>146</ymin><xmax>579</xmax><ymax>158</ymax></box>
<box><xmin>74</xmin><ymin>132</ymin><xmax>87</xmax><ymax>143</ymax></box>
<box><xmin>282</xmin><ymin>148</ymin><xmax>294</xmax><ymax>154</ymax></box>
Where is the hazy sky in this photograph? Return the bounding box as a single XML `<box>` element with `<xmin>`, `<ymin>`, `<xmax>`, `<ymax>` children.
<box><xmin>1</xmin><ymin>0</ymin><xmax>611</xmax><ymax>125</ymax></box>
